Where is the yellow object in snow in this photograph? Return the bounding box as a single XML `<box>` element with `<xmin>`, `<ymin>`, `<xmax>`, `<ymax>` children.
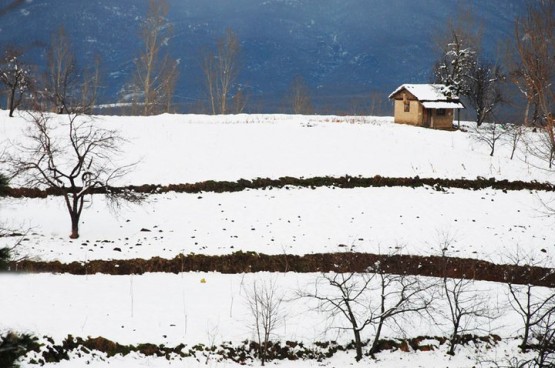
<box><xmin>200</xmin><ymin>278</ymin><xmax>206</xmax><ymax>283</ymax></box>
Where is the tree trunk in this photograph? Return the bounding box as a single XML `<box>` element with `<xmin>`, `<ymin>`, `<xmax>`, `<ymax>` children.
<box><xmin>8</xmin><ymin>87</ymin><xmax>16</xmax><ymax>117</ymax></box>
<box><xmin>353</xmin><ymin>328</ymin><xmax>363</xmax><ymax>361</ymax></box>
<box><xmin>521</xmin><ymin>318</ymin><xmax>530</xmax><ymax>352</ymax></box>
<box><xmin>69</xmin><ymin>212</ymin><xmax>80</xmax><ymax>239</ymax></box>
<box><xmin>510</xmin><ymin>140</ymin><xmax>517</xmax><ymax>160</ymax></box>
<box><xmin>345</xmin><ymin>300</ymin><xmax>364</xmax><ymax>361</ymax></box>
<box><xmin>370</xmin><ymin>318</ymin><xmax>384</xmax><ymax>355</ymax></box>
<box><xmin>448</xmin><ymin>319</ymin><xmax>460</xmax><ymax>355</ymax></box>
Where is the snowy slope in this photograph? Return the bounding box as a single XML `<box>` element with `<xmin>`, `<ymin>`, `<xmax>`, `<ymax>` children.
<box><xmin>1</xmin><ymin>111</ymin><xmax>554</xmax><ymax>367</ymax></box>
<box><xmin>1</xmin><ymin>187</ymin><xmax>553</xmax><ymax>266</ymax></box>
<box><xmin>1</xmin><ymin>112</ymin><xmax>552</xmax><ymax>185</ymax></box>
<box><xmin>0</xmin><ymin>272</ymin><xmax>546</xmax><ymax>367</ymax></box>
<box><xmin>0</xmin><ymin>0</ymin><xmax>525</xmax><ymax>110</ymax></box>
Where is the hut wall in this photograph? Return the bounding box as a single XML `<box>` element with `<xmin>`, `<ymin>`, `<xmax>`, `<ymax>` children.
<box><xmin>393</xmin><ymin>99</ymin><xmax>423</xmax><ymax>126</ymax></box>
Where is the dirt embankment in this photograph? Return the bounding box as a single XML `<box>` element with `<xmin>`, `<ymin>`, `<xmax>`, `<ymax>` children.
<box><xmin>10</xmin><ymin>252</ymin><xmax>555</xmax><ymax>287</ymax></box>
<box><xmin>2</xmin><ymin>175</ymin><xmax>555</xmax><ymax>198</ymax></box>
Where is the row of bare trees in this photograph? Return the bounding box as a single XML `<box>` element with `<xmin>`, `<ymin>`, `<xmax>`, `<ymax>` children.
<box><xmin>0</xmin><ymin>0</ymin><xmax>389</xmax><ymax>117</ymax></box>
<box><xmin>245</xmin><ymin>258</ymin><xmax>554</xmax><ymax>365</ymax></box>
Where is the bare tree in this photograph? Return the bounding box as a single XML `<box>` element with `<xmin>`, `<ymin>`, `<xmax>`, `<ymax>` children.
<box><xmin>46</xmin><ymin>26</ymin><xmax>77</xmax><ymax>114</ymax></box>
<box><xmin>287</xmin><ymin>75</ymin><xmax>313</xmax><ymax>115</ymax></box>
<box><xmin>513</xmin><ymin>0</ymin><xmax>554</xmax><ymax>128</ymax></box>
<box><xmin>438</xmin><ymin>246</ymin><xmax>497</xmax><ymax>355</ymax></box>
<box><xmin>506</xmin><ymin>123</ymin><xmax>524</xmax><ymax>160</ymax></box>
<box><xmin>232</xmin><ymin>89</ymin><xmax>248</xmax><ymax>114</ymax></box>
<box><xmin>504</xmin><ymin>250</ymin><xmax>555</xmax><ymax>352</ymax></box>
<box><xmin>244</xmin><ymin>279</ymin><xmax>285</xmax><ymax>366</ymax></box>
<box><xmin>368</xmin><ymin>91</ymin><xmax>386</xmax><ymax>116</ymax></box>
<box><xmin>532</xmin><ymin>311</ymin><xmax>555</xmax><ymax>367</ymax></box>
<box><xmin>79</xmin><ymin>54</ymin><xmax>101</xmax><ymax>114</ymax></box>
<box><xmin>299</xmin><ymin>267</ymin><xmax>433</xmax><ymax>361</ymax></box>
<box><xmin>508</xmin><ymin>284</ymin><xmax>555</xmax><ymax>352</ymax></box>
<box><xmin>0</xmin><ymin>47</ymin><xmax>31</xmax><ymax>117</ymax></box>
<box><xmin>441</xmin><ymin>275</ymin><xmax>496</xmax><ymax>355</ymax></box>
<box><xmin>473</xmin><ymin>121</ymin><xmax>506</xmax><ymax>157</ymax></box>
<box><xmin>466</xmin><ymin>60</ymin><xmax>505</xmax><ymax>126</ymax></box>
<box><xmin>525</xmin><ymin>120</ymin><xmax>555</xmax><ymax>169</ymax></box>
<box><xmin>366</xmin><ymin>263</ymin><xmax>434</xmax><ymax>356</ymax></box>
<box><xmin>202</xmin><ymin>28</ymin><xmax>241</xmax><ymax>115</ymax></box>
<box><xmin>299</xmin><ymin>272</ymin><xmax>371</xmax><ymax>361</ymax></box>
<box><xmin>126</xmin><ymin>0</ymin><xmax>178</xmax><ymax>115</ymax></box>
<box><xmin>7</xmin><ymin>108</ymin><xmax>138</xmax><ymax>239</ymax></box>
<box><xmin>512</xmin><ymin>0</ymin><xmax>555</xmax><ymax>171</ymax></box>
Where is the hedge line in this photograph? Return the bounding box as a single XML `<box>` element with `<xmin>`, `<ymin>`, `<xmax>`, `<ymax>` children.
<box><xmin>29</xmin><ymin>333</ymin><xmax>501</xmax><ymax>365</ymax></box>
<box><xmin>10</xmin><ymin>252</ymin><xmax>555</xmax><ymax>287</ymax></box>
<box><xmin>2</xmin><ymin>175</ymin><xmax>555</xmax><ymax>198</ymax></box>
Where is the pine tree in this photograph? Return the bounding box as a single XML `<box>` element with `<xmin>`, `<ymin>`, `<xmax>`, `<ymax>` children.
<box><xmin>434</xmin><ymin>29</ymin><xmax>476</xmax><ymax>99</ymax></box>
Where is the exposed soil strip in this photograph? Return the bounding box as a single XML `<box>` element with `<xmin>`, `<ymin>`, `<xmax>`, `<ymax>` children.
<box><xmin>2</xmin><ymin>175</ymin><xmax>555</xmax><ymax>198</ymax></box>
<box><xmin>9</xmin><ymin>252</ymin><xmax>555</xmax><ymax>287</ymax></box>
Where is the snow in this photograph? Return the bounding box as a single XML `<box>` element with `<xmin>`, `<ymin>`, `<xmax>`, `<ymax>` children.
<box><xmin>0</xmin><ymin>272</ymin><xmax>545</xmax><ymax>367</ymax></box>
<box><xmin>0</xmin><ymin>111</ymin><xmax>552</xmax><ymax>185</ymax></box>
<box><xmin>388</xmin><ymin>84</ymin><xmax>459</xmax><ymax>101</ymax></box>
<box><xmin>421</xmin><ymin>101</ymin><xmax>465</xmax><ymax>109</ymax></box>
<box><xmin>1</xmin><ymin>187</ymin><xmax>553</xmax><ymax>266</ymax></box>
<box><xmin>1</xmin><ymin>110</ymin><xmax>554</xmax><ymax>366</ymax></box>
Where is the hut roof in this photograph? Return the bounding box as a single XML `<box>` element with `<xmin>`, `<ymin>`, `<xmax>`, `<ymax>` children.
<box><xmin>388</xmin><ymin>84</ymin><xmax>460</xmax><ymax>102</ymax></box>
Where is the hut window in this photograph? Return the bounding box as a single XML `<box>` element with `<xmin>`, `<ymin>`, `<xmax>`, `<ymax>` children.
<box><xmin>404</xmin><ymin>101</ymin><xmax>410</xmax><ymax>112</ymax></box>
<box><xmin>437</xmin><ymin>108</ymin><xmax>446</xmax><ymax>116</ymax></box>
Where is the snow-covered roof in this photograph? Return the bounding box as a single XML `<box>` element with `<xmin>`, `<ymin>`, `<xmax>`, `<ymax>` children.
<box><xmin>388</xmin><ymin>84</ymin><xmax>459</xmax><ymax>102</ymax></box>
<box><xmin>421</xmin><ymin>101</ymin><xmax>464</xmax><ymax>109</ymax></box>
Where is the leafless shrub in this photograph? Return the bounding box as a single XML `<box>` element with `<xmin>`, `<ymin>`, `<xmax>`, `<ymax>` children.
<box><xmin>505</xmin><ymin>123</ymin><xmax>524</xmax><ymax>160</ymax></box>
<box><xmin>244</xmin><ymin>279</ymin><xmax>285</xmax><ymax>366</ymax></box>
<box><xmin>473</xmin><ymin>122</ymin><xmax>506</xmax><ymax>156</ymax></box>
<box><xmin>438</xmin><ymin>246</ymin><xmax>498</xmax><ymax>355</ymax></box>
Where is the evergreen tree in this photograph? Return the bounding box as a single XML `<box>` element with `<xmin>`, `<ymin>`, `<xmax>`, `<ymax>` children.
<box><xmin>434</xmin><ymin>29</ymin><xmax>476</xmax><ymax>99</ymax></box>
<box><xmin>0</xmin><ymin>332</ymin><xmax>40</xmax><ymax>367</ymax></box>
<box><xmin>0</xmin><ymin>172</ymin><xmax>9</xmax><ymax>195</ymax></box>
<box><xmin>0</xmin><ymin>47</ymin><xmax>31</xmax><ymax>117</ymax></box>
<box><xmin>0</xmin><ymin>246</ymin><xmax>10</xmax><ymax>271</ymax></box>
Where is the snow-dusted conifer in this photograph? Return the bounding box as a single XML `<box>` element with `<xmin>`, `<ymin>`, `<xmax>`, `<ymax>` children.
<box><xmin>0</xmin><ymin>47</ymin><xmax>31</xmax><ymax>117</ymax></box>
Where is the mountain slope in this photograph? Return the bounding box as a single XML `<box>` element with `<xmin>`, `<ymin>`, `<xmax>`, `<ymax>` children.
<box><xmin>0</xmin><ymin>0</ymin><xmax>524</xmax><ymax>112</ymax></box>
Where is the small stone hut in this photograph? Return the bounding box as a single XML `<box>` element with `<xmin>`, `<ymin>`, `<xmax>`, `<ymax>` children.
<box><xmin>388</xmin><ymin>84</ymin><xmax>464</xmax><ymax>129</ymax></box>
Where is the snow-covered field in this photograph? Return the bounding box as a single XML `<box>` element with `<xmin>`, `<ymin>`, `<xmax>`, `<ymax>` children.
<box><xmin>1</xmin><ymin>187</ymin><xmax>553</xmax><ymax>266</ymax></box>
<box><xmin>0</xmin><ymin>272</ymin><xmax>547</xmax><ymax>367</ymax></box>
<box><xmin>0</xmin><ymin>112</ymin><xmax>552</xmax><ymax>185</ymax></box>
<box><xmin>1</xmin><ymin>111</ymin><xmax>554</xmax><ymax>366</ymax></box>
